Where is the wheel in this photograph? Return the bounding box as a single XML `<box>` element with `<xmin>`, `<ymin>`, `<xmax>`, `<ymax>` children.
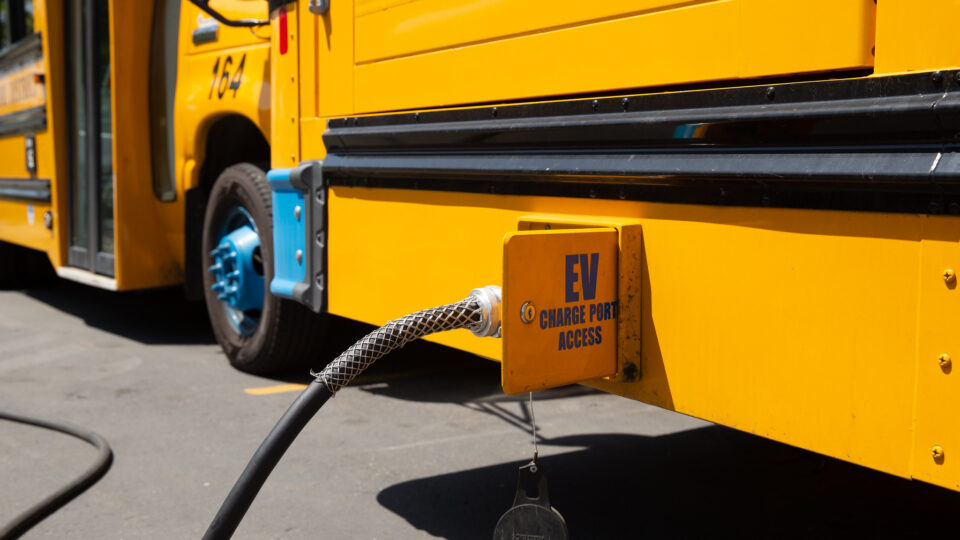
<box><xmin>201</xmin><ymin>163</ymin><xmax>326</xmax><ymax>374</ymax></box>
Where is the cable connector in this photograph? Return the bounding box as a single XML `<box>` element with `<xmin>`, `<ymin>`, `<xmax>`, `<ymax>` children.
<box><xmin>468</xmin><ymin>285</ymin><xmax>502</xmax><ymax>338</ymax></box>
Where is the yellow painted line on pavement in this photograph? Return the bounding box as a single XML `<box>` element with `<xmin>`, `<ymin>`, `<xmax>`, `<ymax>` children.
<box><xmin>244</xmin><ymin>383</ymin><xmax>307</xmax><ymax>395</ymax></box>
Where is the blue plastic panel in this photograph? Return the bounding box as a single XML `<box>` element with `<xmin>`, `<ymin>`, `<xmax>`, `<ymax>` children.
<box><xmin>267</xmin><ymin>168</ymin><xmax>306</xmax><ymax>299</ymax></box>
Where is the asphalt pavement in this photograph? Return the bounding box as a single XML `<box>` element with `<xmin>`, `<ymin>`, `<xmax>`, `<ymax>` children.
<box><xmin>1</xmin><ymin>279</ymin><xmax>958</xmax><ymax>539</ymax></box>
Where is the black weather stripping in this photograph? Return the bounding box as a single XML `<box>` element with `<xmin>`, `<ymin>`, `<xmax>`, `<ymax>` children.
<box><xmin>320</xmin><ymin>70</ymin><xmax>960</xmax><ymax>215</ymax></box>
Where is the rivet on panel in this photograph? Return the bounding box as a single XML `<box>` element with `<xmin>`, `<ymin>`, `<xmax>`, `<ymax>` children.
<box><xmin>932</xmin><ymin>445</ymin><xmax>945</xmax><ymax>463</ymax></box>
<box><xmin>942</xmin><ymin>268</ymin><xmax>955</xmax><ymax>283</ymax></box>
<box><xmin>294</xmin><ymin>206</ymin><xmax>301</xmax><ymax>221</ymax></box>
<box><xmin>295</xmin><ymin>250</ymin><xmax>303</xmax><ymax>264</ymax></box>
<box><xmin>939</xmin><ymin>353</ymin><xmax>952</xmax><ymax>371</ymax></box>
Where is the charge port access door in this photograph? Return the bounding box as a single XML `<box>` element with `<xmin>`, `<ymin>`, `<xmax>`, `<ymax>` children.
<box><xmin>502</xmin><ymin>228</ymin><xmax>621</xmax><ymax>394</ymax></box>
<box><xmin>66</xmin><ymin>0</ymin><xmax>114</xmax><ymax>276</ymax></box>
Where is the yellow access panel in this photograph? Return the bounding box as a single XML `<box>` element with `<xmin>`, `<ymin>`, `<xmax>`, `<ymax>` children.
<box><xmin>502</xmin><ymin>229</ymin><xmax>620</xmax><ymax>394</ymax></box>
<box><xmin>339</xmin><ymin>0</ymin><xmax>876</xmax><ymax>113</ymax></box>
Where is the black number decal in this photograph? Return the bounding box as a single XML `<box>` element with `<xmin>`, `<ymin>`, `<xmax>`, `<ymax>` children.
<box><xmin>218</xmin><ymin>56</ymin><xmax>233</xmax><ymax>99</ymax></box>
<box><xmin>209</xmin><ymin>54</ymin><xmax>246</xmax><ymax>99</ymax></box>
<box><xmin>209</xmin><ymin>56</ymin><xmax>220</xmax><ymax>99</ymax></box>
<box><xmin>229</xmin><ymin>54</ymin><xmax>246</xmax><ymax>97</ymax></box>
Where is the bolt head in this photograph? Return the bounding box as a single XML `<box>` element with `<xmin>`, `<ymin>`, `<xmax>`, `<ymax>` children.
<box><xmin>295</xmin><ymin>249</ymin><xmax>303</xmax><ymax>264</ymax></box>
<box><xmin>932</xmin><ymin>445</ymin><xmax>945</xmax><ymax>462</ymax></box>
<box><xmin>294</xmin><ymin>205</ymin><xmax>302</xmax><ymax>220</ymax></box>
<box><xmin>940</xmin><ymin>354</ymin><xmax>952</xmax><ymax>369</ymax></box>
<box><xmin>943</xmin><ymin>269</ymin><xmax>956</xmax><ymax>283</ymax></box>
<box><xmin>520</xmin><ymin>302</ymin><xmax>536</xmax><ymax>324</ymax></box>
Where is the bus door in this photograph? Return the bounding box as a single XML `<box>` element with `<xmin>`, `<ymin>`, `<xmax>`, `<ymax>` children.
<box><xmin>66</xmin><ymin>0</ymin><xmax>113</xmax><ymax>276</ymax></box>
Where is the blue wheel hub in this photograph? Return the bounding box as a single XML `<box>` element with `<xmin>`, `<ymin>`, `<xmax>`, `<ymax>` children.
<box><xmin>208</xmin><ymin>208</ymin><xmax>264</xmax><ymax>336</ymax></box>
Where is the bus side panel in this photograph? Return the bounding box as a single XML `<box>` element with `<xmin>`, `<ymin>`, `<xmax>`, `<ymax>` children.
<box><xmin>109</xmin><ymin>0</ymin><xmax>184</xmax><ymax>289</ymax></box>
<box><xmin>913</xmin><ymin>227</ymin><xmax>960</xmax><ymax>491</ymax></box>
<box><xmin>347</xmin><ymin>0</ymin><xmax>875</xmax><ymax>113</ymax></box>
<box><xmin>0</xmin><ymin>3</ymin><xmax>57</xmax><ymax>262</ymax></box>
<box><xmin>875</xmin><ymin>1</ymin><xmax>960</xmax><ymax>75</ymax></box>
<box><xmin>326</xmin><ymin>187</ymin><xmax>927</xmax><ymax>484</ymax></box>
<box><xmin>175</xmin><ymin>2</ymin><xmax>272</xmax><ymax>190</ymax></box>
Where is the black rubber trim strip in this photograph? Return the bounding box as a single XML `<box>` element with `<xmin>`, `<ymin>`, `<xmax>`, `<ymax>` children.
<box><xmin>321</xmin><ymin>70</ymin><xmax>960</xmax><ymax>215</ymax></box>
<box><xmin>0</xmin><ymin>106</ymin><xmax>46</xmax><ymax>138</ymax></box>
<box><xmin>0</xmin><ymin>178</ymin><xmax>50</xmax><ymax>202</ymax></box>
<box><xmin>0</xmin><ymin>32</ymin><xmax>42</xmax><ymax>72</ymax></box>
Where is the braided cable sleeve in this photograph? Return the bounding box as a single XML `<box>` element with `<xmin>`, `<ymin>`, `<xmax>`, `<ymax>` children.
<box><xmin>312</xmin><ymin>297</ymin><xmax>484</xmax><ymax>393</ymax></box>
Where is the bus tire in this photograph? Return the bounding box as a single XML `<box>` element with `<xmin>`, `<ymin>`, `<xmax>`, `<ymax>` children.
<box><xmin>201</xmin><ymin>163</ymin><xmax>326</xmax><ymax>374</ymax></box>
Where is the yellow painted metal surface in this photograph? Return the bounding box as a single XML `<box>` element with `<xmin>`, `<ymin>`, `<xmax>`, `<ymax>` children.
<box><xmin>516</xmin><ymin>216</ymin><xmax>645</xmax><ymax>384</ymax></box>
<box><xmin>875</xmin><ymin>0</ymin><xmax>960</xmax><ymax>74</ymax></box>
<box><xmin>109</xmin><ymin>0</ymin><xmax>182</xmax><ymax>289</ymax></box>
<box><xmin>0</xmin><ymin>199</ymin><xmax>53</xmax><ymax>252</ymax></box>
<box><xmin>1</xmin><ymin>1</ymin><xmax>272</xmax><ymax>289</ymax></box>
<box><xmin>176</xmin><ymin>2</ymin><xmax>272</xmax><ymax>185</ymax></box>
<box><xmin>300</xmin><ymin>0</ymin><xmax>876</xmax><ymax>115</ymax></box>
<box><xmin>303</xmin><ymin>0</ymin><xmax>877</xmax><ymax>121</ymax></box>
<box><xmin>327</xmin><ymin>187</ymin><xmax>938</xmax><ymax>484</ymax></box>
<box><xmin>0</xmin><ymin>2</ymin><xmax>58</xmax><ymax>261</ymax></box>
<box><xmin>911</xmin><ymin>219</ymin><xmax>960</xmax><ymax>490</ymax></box>
<box><xmin>304</xmin><ymin>0</ymin><xmax>355</xmax><ymax>120</ymax></box>
<box><xmin>43</xmin><ymin>0</ymin><xmax>68</xmax><ymax>269</ymax></box>
<box><xmin>502</xmin><ymin>228</ymin><xmax>619</xmax><ymax>394</ymax></box>
<box><xmin>270</xmin><ymin>3</ymin><xmax>299</xmax><ymax>169</ymax></box>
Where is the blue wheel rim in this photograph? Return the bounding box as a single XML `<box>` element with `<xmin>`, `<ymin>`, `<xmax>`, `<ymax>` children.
<box><xmin>208</xmin><ymin>206</ymin><xmax>264</xmax><ymax>336</ymax></box>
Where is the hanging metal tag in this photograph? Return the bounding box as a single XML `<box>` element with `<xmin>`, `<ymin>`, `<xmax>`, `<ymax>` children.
<box><xmin>493</xmin><ymin>461</ymin><xmax>569</xmax><ymax>540</ymax></box>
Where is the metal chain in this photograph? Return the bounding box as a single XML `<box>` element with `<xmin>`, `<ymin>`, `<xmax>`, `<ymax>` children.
<box><xmin>529</xmin><ymin>392</ymin><xmax>539</xmax><ymax>463</ymax></box>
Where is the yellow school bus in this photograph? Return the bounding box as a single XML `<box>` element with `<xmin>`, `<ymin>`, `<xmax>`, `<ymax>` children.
<box><xmin>259</xmin><ymin>0</ymin><xmax>960</xmax><ymax>494</ymax></box>
<box><xmin>1</xmin><ymin>0</ymin><xmax>960</xmax><ymax>496</ymax></box>
<box><xmin>0</xmin><ymin>0</ymin><xmax>323</xmax><ymax>373</ymax></box>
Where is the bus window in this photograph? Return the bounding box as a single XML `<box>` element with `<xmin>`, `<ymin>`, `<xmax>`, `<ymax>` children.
<box><xmin>149</xmin><ymin>0</ymin><xmax>179</xmax><ymax>202</ymax></box>
<box><xmin>0</xmin><ymin>0</ymin><xmax>34</xmax><ymax>50</ymax></box>
<box><xmin>67</xmin><ymin>0</ymin><xmax>114</xmax><ymax>275</ymax></box>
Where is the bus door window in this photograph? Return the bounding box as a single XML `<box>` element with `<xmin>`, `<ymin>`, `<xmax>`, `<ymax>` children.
<box><xmin>67</xmin><ymin>0</ymin><xmax>114</xmax><ymax>275</ymax></box>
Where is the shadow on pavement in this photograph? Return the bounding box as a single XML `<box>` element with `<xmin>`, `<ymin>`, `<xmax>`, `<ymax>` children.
<box><xmin>25</xmin><ymin>279</ymin><xmax>214</xmax><ymax>346</ymax></box>
<box><xmin>378</xmin><ymin>427</ymin><xmax>960</xmax><ymax>539</ymax></box>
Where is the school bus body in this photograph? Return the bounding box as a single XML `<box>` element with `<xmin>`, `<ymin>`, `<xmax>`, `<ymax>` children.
<box><xmin>1</xmin><ymin>0</ymin><xmax>958</xmax><ymax>495</ymax></box>
<box><xmin>0</xmin><ymin>0</ymin><xmax>269</xmax><ymax>290</ymax></box>
<box><xmin>269</xmin><ymin>0</ymin><xmax>960</xmax><ymax>492</ymax></box>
